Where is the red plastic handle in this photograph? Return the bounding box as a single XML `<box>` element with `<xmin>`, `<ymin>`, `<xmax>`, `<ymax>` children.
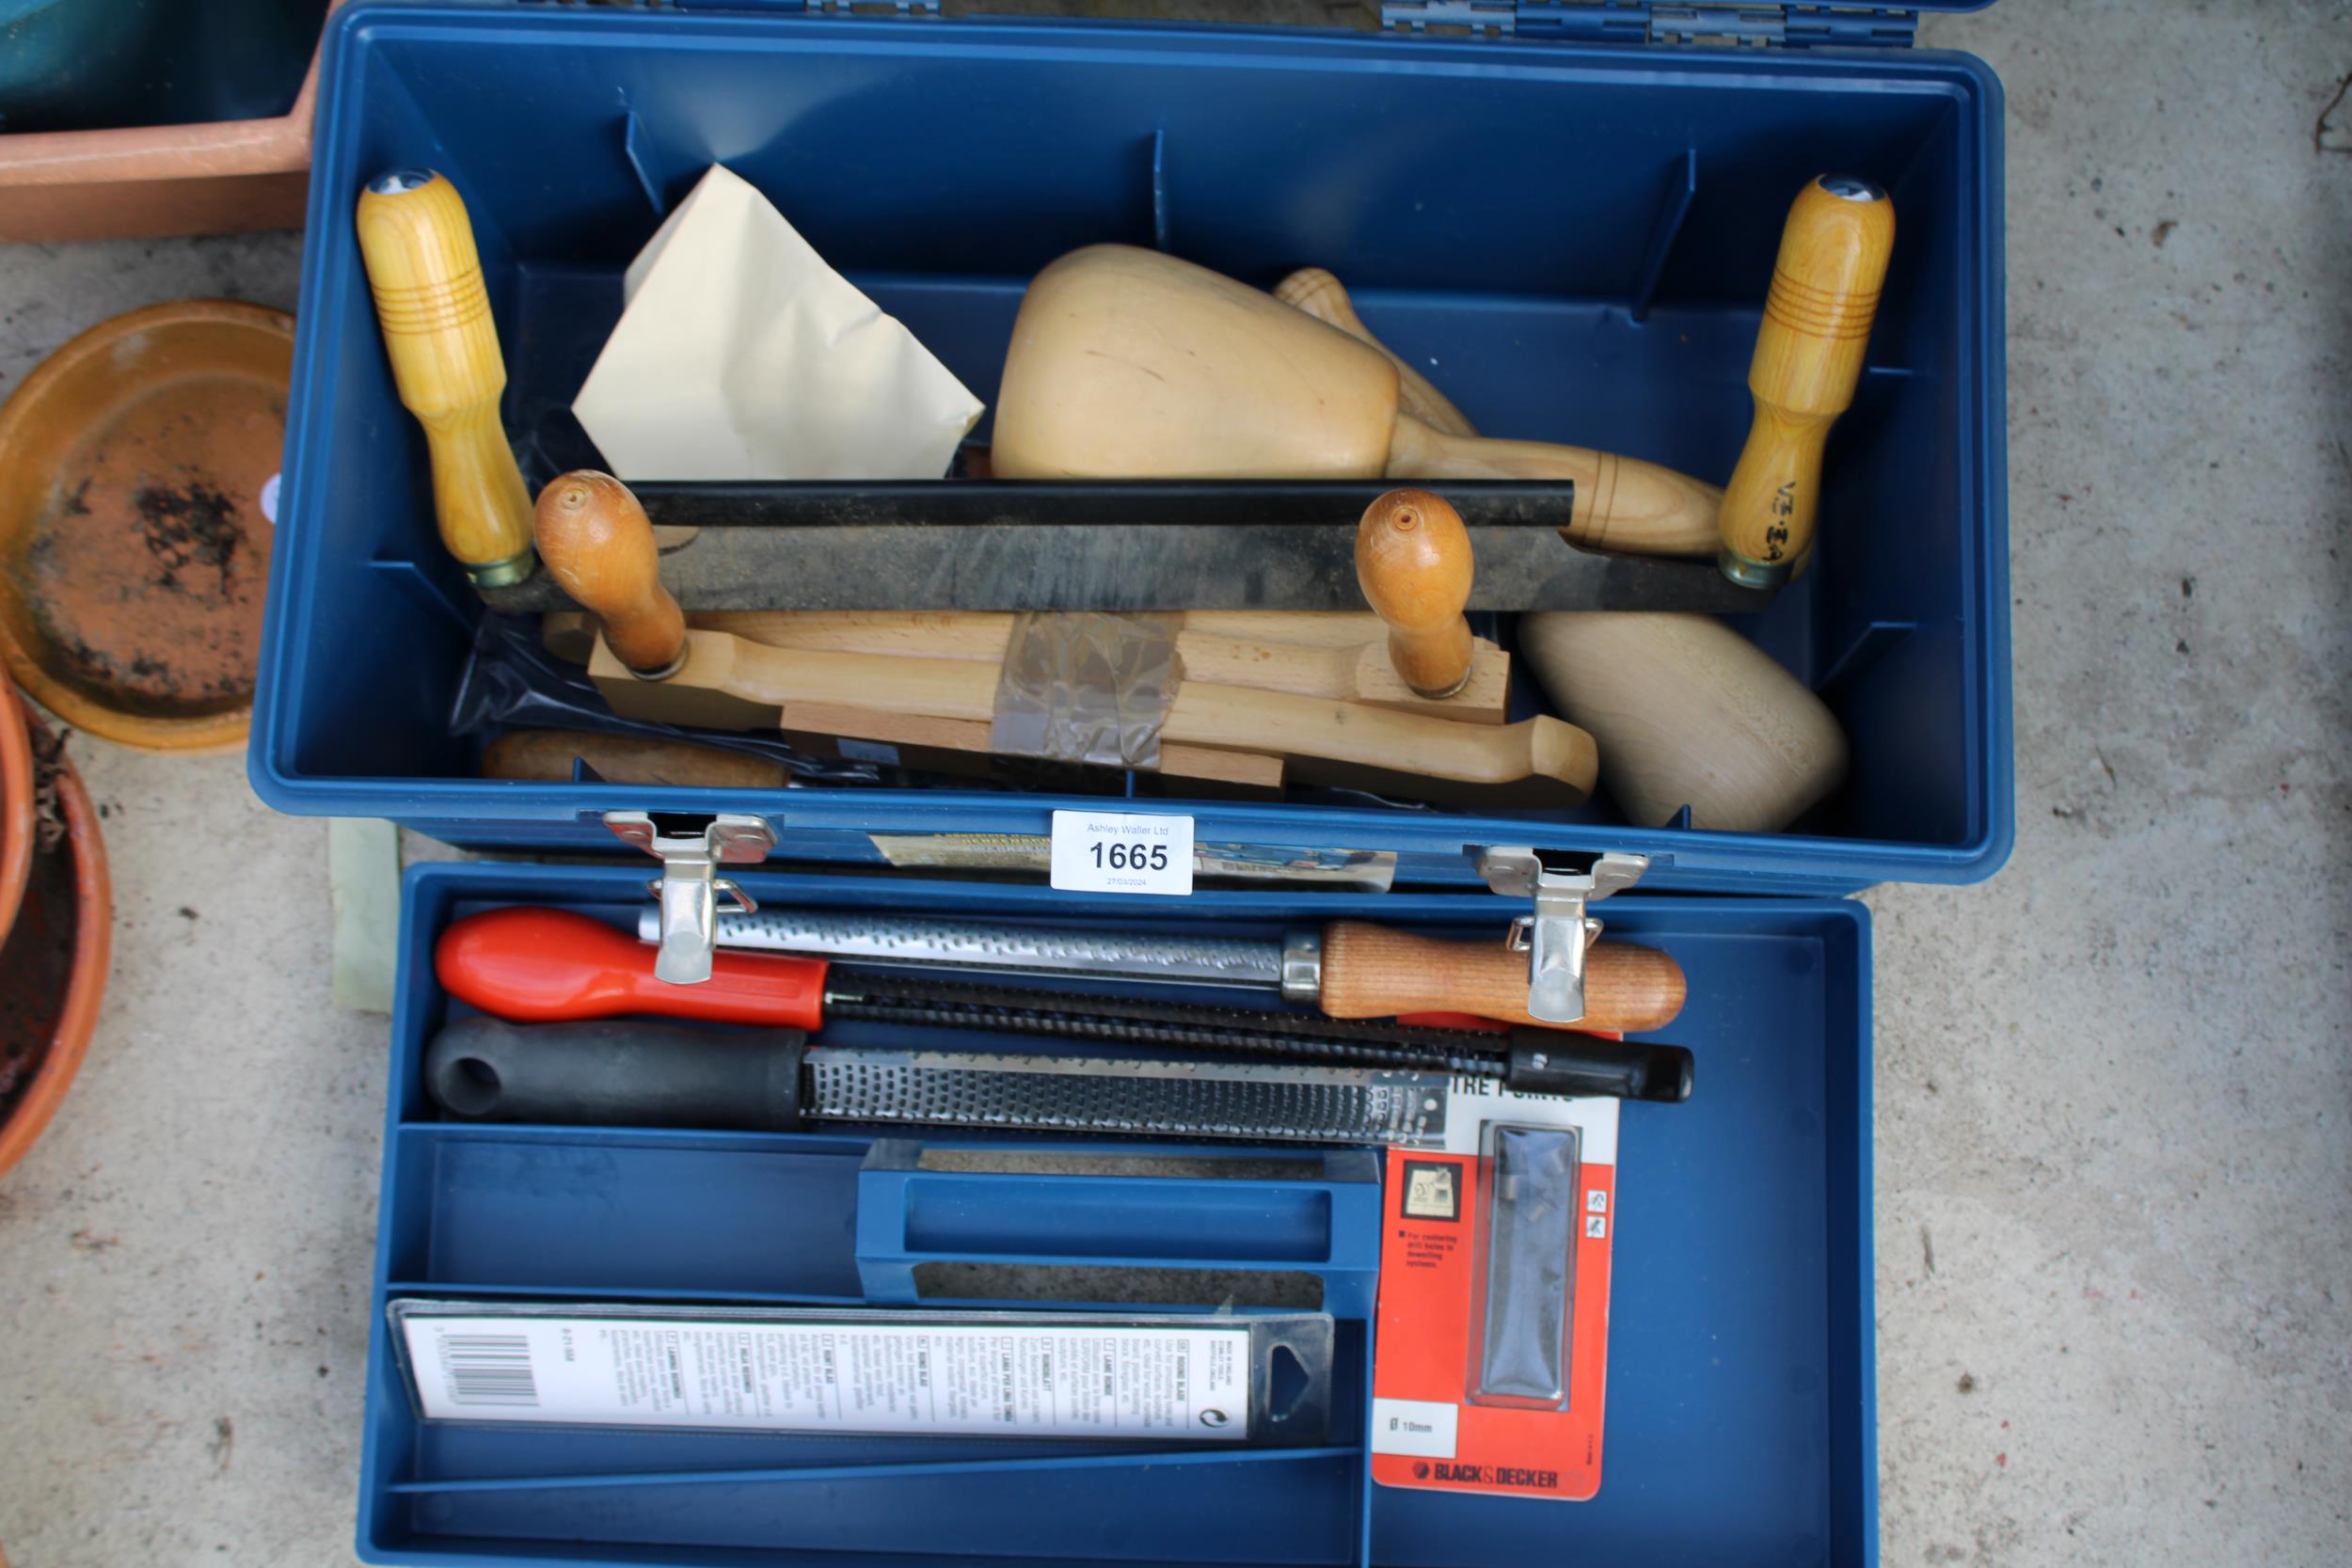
<box><xmin>435</xmin><ymin>907</ymin><xmax>829</xmax><ymax>1027</ymax></box>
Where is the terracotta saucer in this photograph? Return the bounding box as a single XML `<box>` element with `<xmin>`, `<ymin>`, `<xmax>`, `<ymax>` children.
<box><xmin>0</xmin><ymin>298</ymin><xmax>293</xmax><ymax>751</ymax></box>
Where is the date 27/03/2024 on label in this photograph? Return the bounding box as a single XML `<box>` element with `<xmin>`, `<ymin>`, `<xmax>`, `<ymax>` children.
<box><xmin>1049</xmin><ymin>811</ymin><xmax>1196</xmax><ymax>896</ymax></box>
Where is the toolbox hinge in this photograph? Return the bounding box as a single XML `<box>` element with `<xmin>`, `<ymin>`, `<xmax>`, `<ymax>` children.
<box><xmin>1475</xmin><ymin>848</ymin><xmax>1647</xmax><ymax>1025</ymax></box>
<box><xmin>606</xmin><ymin>812</ymin><xmax>777</xmax><ymax>985</ymax></box>
<box><xmin>665</xmin><ymin>1</ymin><xmax>945</xmax><ymax>14</ymax></box>
<box><xmin>1380</xmin><ymin>2</ymin><xmax>1918</xmax><ymax>47</ymax></box>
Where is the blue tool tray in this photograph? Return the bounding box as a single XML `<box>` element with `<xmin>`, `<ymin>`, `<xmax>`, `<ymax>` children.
<box><xmin>366</xmin><ymin>861</ymin><xmax>1873</xmax><ymax>1566</ymax></box>
<box><xmin>253</xmin><ymin>1</ymin><xmax>2009</xmax><ymax>895</ymax></box>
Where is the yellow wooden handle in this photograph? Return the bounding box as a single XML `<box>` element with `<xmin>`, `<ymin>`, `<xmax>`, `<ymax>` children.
<box><xmin>1315</xmin><ymin>922</ymin><xmax>1687</xmax><ymax>1030</ymax></box>
<box><xmin>1718</xmin><ymin>174</ymin><xmax>1895</xmax><ymax>587</ymax></box>
<box><xmin>1386</xmin><ymin>416</ymin><xmax>1724</xmax><ymax>557</ymax></box>
<box><xmin>355</xmin><ymin>169</ymin><xmax>536</xmax><ymax>587</ymax></box>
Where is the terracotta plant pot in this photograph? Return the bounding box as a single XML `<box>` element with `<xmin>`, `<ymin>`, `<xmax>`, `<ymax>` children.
<box><xmin>0</xmin><ymin>0</ymin><xmax>350</xmax><ymax>245</ymax></box>
<box><xmin>0</xmin><ymin>682</ymin><xmax>33</xmax><ymax>940</ymax></box>
<box><xmin>0</xmin><ymin>706</ymin><xmax>114</xmax><ymax>1179</ymax></box>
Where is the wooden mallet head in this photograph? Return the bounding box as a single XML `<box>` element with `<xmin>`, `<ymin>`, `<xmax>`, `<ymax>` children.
<box><xmin>1274</xmin><ymin>266</ymin><xmax>1477</xmax><ymax>440</ymax></box>
<box><xmin>1355</xmin><ymin>487</ymin><xmax>1473</xmax><ymax>700</ymax></box>
<box><xmin>532</xmin><ymin>470</ymin><xmax>685</xmax><ymax>678</ymax></box>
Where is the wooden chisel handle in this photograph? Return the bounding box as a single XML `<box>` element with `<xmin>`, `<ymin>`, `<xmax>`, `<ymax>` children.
<box><xmin>1718</xmin><ymin>174</ymin><xmax>1895</xmax><ymax>587</ymax></box>
<box><xmin>1316</xmin><ymin>922</ymin><xmax>1686</xmax><ymax>1031</ymax></box>
<box><xmin>354</xmin><ymin>169</ymin><xmax>536</xmax><ymax>587</ymax></box>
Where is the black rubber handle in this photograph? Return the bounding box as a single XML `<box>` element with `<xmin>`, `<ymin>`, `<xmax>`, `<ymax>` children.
<box><xmin>1502</xmin><ymin>1034</ymin><xmax>1694</xmax><ymax>1103</ymax></box>
<box><xmin>424</xmin><ymin>1017</ymin><xmax>809</xmax><ymax>1130</ymax></box>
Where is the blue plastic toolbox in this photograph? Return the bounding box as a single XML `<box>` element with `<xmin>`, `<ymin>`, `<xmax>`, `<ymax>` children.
<box><xmin>370</xmin><ymin>863</ymin><xmax>1871</xmax><ymax>1566</ymax></box>
<box><xmin>252</xmin><ymin>0</ymin><xmax>2010</xmax><ymax>895</ymax></box>
<box><xmin>279</xmin><ymin>4</ymin><xmax>2004</xmax><ymax>1561</ymax></box>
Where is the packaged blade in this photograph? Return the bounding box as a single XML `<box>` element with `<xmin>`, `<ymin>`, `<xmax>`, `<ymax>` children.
<box><xmin>667</xmin><ymin>907</ymin><xmax>1287</xmax><ymax>990</ymax></box>
<box><xmin>803</xmin><ymin>1049</ymin><xmax>1451</xmax><ymax>1147</ymax></box>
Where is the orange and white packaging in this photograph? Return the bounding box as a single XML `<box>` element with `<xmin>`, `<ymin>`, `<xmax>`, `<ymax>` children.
<box><xmin>1371</xmin><ymin>1084</ymin><xmax>1616</xmax><ymax>1501</ymax></box>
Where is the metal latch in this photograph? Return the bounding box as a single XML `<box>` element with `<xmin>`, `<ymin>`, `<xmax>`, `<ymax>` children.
<box><xmin>606</xmin><ymin>812</ymin><xmax>776</xmax><ymax>985</ymax></box>
<box><xmin>1476</xmin><ymin>847</ymin><xmax>1648</xmax><ymax>1024</ymax></box>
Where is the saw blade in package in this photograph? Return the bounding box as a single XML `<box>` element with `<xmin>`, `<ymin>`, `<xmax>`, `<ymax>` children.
<box><xmin>388</xmin><ymin>1299</ymin><xmax>1332</xmax><ymax>1446</ymax></box>
<box><xmin>1371</xmin><ymin>1094</ymin><xmax>1618</xmax><ymax>1501</ymax></box>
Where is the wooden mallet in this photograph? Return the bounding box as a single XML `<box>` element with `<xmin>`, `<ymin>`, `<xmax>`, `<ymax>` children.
<box><xmin>1275</xmin><ymin>267</ymin><xmax>1476</xmax><ymax>439</ymax></box>
<box><xmin>992</xmin><ymin>245</ymin><xmax>1724</xmax><ymax>558</ymax></box>
<box><xmin>1717</xmin><ymin>175</ymin><xmax>1896</xmax><ymax>588</ymax></box>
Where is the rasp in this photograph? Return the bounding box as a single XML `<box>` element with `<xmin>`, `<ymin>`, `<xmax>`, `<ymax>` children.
<box><xmin>803</xmin><ymin>1050</ymin><xmax>1452</xmax><ymax>1147</ymax></box>
<box><xmin>425</xmin><ymin>1017</ymin><xmax>1455</xmax><ymax>1147</ymax></box>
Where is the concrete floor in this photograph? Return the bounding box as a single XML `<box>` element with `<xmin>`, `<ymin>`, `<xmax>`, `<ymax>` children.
<box><xmin>1</xmin><ymin>2</ymin><xmax>2347</xmax><ymax>1563</ymax></box>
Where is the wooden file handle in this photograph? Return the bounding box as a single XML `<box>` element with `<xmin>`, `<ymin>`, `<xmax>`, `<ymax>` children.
<box><xmin>1386</xmin><ymin>416</ymin><xmax>1724</xmax><ymax>558</ymax></box>
<box><xmin>1355</xmin><ymin>488</ymin><xmax>1473</xmax><ymax>699</ymax></box>
<box><xmin>534</xmin><ymin>471</ymin><xmax>686</xmax><ymax>676</ymax></box>
<box><xmin>1316</xmin><ymin>922</ymin><xmax>1686</xmax><ymax>1032</ymax></box>
<box><xmin>354</xmin><ymin>169</ymin><xmax>536</xmax><ymax>587</ymax></box>
<box><xmin>1275</xmin><ymin>264</ymin><xmax>1722</xmax><ymax>561</ymax></box>
<box><xmin>1275</xmin><ymin>268</ymin><xmax>1476</xmax><ymax>438</ymax></box>
<box><xmin>1718</xmin><ymin>174</ymin><xmax>1895</xmax><ymax>587</ymax></box>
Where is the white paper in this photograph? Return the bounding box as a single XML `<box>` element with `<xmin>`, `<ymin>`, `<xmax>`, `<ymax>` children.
<box><xmin>1049</xmin><ymin>810</ymin><xmax>1195</xmax><ymax>895</ymax></box>
<box><xmin>401</xmin><ymin>1314</ymin><xmax>1251</xmax><ymax>1440</ymax></box>
<box><xmin>574</xmin><ymin>165</ymin><xmax>982</xmax><ymax>481</ymax></box>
